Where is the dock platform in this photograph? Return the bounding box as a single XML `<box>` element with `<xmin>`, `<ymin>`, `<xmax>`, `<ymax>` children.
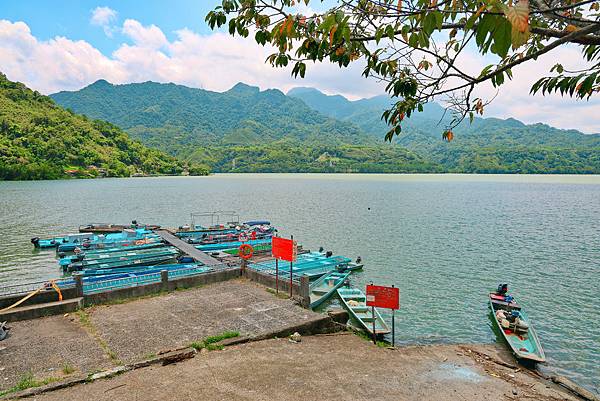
<box><xmin>155</xmin><ymin>230</ymin><xmax>222</xmax><ymax>266</ymax></box>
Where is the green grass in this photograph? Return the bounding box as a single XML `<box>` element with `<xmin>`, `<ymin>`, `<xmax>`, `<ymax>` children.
<box><xmin>62</xmin><ymin>364</ymin><xmax>75</xmax><ymax>375</ymax></box>
<box><xmin>190</xmin><ymin>331</ymin><xmax>240</xmax><ymax>352</ymax></box>
<box><xmin>75</xmin><ymin>309</ymin><xmax>122</xmax><ymax>365</ymax></box>
<box><xmin>355</xmin><ymin>331</ymin><xmax>388</xmax><ymax>348</ymax></box>
<box><xmin>266</xmin><ymin>288</ymin><xmax>291</xmax><ymax>299</ymax></box>
<box><xmin>0</xmin><ymin>372</ymin><xmax>60</xmax><ymax>397</ymax></box>
<box><xmin>143</xmin><ymin>352</ymin><xmax>157</xmax><ymax>360</ymax></box>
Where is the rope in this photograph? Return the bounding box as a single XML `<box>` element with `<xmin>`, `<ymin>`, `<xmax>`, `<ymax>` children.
<box><xmin>0</xmin><ymin>280</ymin><xmax>63</xmax><ymax>313</ymax></box>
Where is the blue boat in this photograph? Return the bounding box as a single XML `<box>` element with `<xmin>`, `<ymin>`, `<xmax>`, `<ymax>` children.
<box><xmin>196</xmin><ymin>238</ymin><xmax>271</xmax><ymax>252</ymax></box>
<box><xmin>79</xmin><ymin>262</ymin><xmax>205</xmax><ymax>277</ymax></box>
<box><xmin>32</xmin><ymin>233</ymin><xmax>94</xmax><ymax>249</ymax></box>
<box><xmin>64</xmin><ymin>247</ymin><xmax>180</xmax><ymax>270</ymax></box>
<box><xmin>57</xmin><ymin>229</ymin><xmax>159</xmax><ymax>252</ymax></box>
<box><xmin>66</xmin><ymin>253</ymin><xmax>177</xmax><ymax>272</ymax></box>
<box><xmin>58</xmin><ymin>243</ymin><xmax>169</xmax><ymax>266</ymax></box>
<box><xmin>308</xmin><ymin>271</ymin><xmax>351</xmax><ymax>309</ymax></box>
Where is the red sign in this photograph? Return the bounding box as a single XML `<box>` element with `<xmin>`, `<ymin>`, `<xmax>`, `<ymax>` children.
<box><xmin>271</xmin><ymin>237</ymin><xmax>297</xmax><ymax>262</ymax></box>
<box><xmin>366</xmin><ymin>285</ymin><xmax>399</xmax><ymax>309</ymax></box>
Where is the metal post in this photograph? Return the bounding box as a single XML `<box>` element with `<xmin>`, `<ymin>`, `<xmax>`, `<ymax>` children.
<box><xmin>392</xmin><ymin>284</ymin><xmax>396</xmax><ymax>348</ymax></box>
<box><xmin>275</xmin><ymin>258</ymin><xmax>279</xmax><ymax>294</ymax></box>
<box><xmin>371</xmin><ymin>306</ymin><xmax>377</xmax><ymax>345</ymax></box>
<box><xmin>289</xmin><ymin>235</ymin><xmax>294</xmax><ymax>298</ymax></box>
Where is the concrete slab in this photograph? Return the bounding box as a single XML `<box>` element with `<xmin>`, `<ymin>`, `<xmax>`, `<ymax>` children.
<box><xmin>87</xmin><ymin>279</ymin><xmax>321</xmax><ymax>363</ymax></box>
<box><xmin>31</xmin><ymin>334</ymin><xmax>579</xmax><ymax>401</ymax></box>
<box><xmin>0</xmin><ymin>315</ymin><xmax>111</xmax><ymax>392</ymax></box>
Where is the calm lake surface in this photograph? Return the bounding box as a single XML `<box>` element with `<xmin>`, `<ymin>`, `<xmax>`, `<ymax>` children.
<box><xmin>0</xmin><ymin>174</ymin><xmax>598</xmax><ymax>391</ymax></box>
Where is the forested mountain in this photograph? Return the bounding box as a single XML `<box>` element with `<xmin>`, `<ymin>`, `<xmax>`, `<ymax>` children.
<box><xmin>0</xmin><ymin>73</ymin><xmax>199</xmax><ymax>180</ymax></box>
<box><xmin>51</xmin><ymin>80</ymin><xmax>439</xmax><ymax>173</ymax></box>
<box><xmin>289</xmin><ymin>87</ymin><xmax>600</xmax><ymax>173</ymax></box>
<box><xmin>52</xmin><ymin>80</ymin><xmax>371</xmax><ymax>151</ymax></box>
<box><xmin>50</xmin><ymin>80</ymin><xmax>600</xmax><ymax>174</ymax></box>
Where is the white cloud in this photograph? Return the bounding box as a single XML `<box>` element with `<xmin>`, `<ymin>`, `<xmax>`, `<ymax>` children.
<box><xmin>0</xmin><ymin>18</ymin><xmax>596</xmax><ymax>133</ymax></box>
<box><xmin>122</xmin><ymin>19</ymin><xmax>168</xmax><ymax>49</ymax></box>
<box><xmin>90</xmin><ymin>6</ymin><xmax>118</xmax><ymax>37</ymax></box>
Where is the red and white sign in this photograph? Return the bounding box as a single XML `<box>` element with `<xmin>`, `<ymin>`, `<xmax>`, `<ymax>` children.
<box><xmin>271</xmin><ymin>236</ymin><xmax>297</xmax><ymax>262</ymax></box>
<box><xmin>366</xmin><ymin>285</ymin><xmax>400</xmax><ymax>310</ymax></box>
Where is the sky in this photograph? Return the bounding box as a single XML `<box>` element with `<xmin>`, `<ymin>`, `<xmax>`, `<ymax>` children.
<box><xmin>0</xmin><ymin>0</ymin><xmax>598</xmax><ymax>133</ymax></box>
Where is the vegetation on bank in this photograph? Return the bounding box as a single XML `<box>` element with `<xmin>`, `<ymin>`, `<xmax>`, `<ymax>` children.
<box><xmin>0</xmin><ymin>73</ymin><xmax>208</xmax><ymax>180</ymax></box>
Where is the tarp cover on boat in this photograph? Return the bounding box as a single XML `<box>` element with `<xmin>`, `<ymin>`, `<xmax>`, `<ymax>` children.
<box><xmin>244</xmin><ymin>220</ymin><xmax>270</xmax><ymax>226</ymax></box>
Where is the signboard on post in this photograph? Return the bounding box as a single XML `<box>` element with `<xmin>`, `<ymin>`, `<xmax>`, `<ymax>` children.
<box><xmin>271</xmin><ymin>236</ymin><xmax>297</xmax><ymax>262</ymax></box>
<box><xmin>366</xmin><ymin>285</ymin><xmax>400</xmax><ymax>309</ymax></box>
<box><xmin>366</xmin><ymin>284</ymin><xmax>400</xmax><ymax>346</ymax></box>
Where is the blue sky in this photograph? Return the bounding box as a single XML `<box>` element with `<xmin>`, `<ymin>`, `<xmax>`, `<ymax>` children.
<box><xmin>0</xmin><ymin>1</ymin><xmax>598</xmax><ymax>133</ymax></box>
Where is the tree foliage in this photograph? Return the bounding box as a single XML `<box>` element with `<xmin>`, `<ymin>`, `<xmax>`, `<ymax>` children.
<box><xmin>0</xmin><ymin>73</ymin><xmax>202</xmax><ymax>180</ymax></box>
<box><xmin>207</xmin><ymin>0</ymin><xmax>600</xmax><ymax>140</ymax></box>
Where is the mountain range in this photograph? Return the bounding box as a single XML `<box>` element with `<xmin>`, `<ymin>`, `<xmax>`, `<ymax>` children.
<box><xmin>0</xmin><ymin>73</ymin><xmax>203</xmax><ymax>180</ymax></box>
<box><xmin>49</xmin><ymin>80</ymin><xmax>600</xmax><ymax>174</ymax></box>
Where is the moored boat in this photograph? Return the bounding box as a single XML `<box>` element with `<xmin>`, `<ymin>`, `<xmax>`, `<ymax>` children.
<box><xmin>79</xmin><ymin>222</ymin><xmax>161</xmax><ymax>233</ymax></box>
<box><xmin>308</xmin><ymin>270</ymin><xmax>351</xmax><ymax>309</ymax></box>
<box><xmin>66</xmin><ymin>253</ymin><xmax>177</xmax><ymax>272</ymax></box>
<box><xmin>57</xmin><ymin>229</ymin><xmax>158</xmax><ymax>252</ymax></box>
<box><xmin>489</xmin><ymin>285</ymin><xmax>546</xmax><ymax>363</ymax></box>
<box><xmin>337</xmin><ymin>287</ymin><xmax>390</xmax><ymax>336</ymax></box>
<box><xmin>62</xmin><ymin>247</ymin><xmax>179</xmax><ymax>269</ymax></box>
<box><xmin>32</xmin><ymin>233</ymin><xmax>94</xmax><ymax>249</ymax></box>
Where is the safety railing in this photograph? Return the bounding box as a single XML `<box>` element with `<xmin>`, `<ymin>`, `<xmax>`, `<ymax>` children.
<box><xmin>0</xmin><ymin>279</ymin><xmax>73</xmax><ymax>298</ymax></box>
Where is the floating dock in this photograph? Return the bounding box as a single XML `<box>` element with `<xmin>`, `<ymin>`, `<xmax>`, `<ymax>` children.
<box><xmin>154</xmin><ymin>230</ymin><xmax>221</xmax><ymax>266</ymax></box>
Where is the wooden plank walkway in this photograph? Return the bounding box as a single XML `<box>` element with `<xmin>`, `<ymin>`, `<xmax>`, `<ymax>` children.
<box><xmin>155</xmin><ymin>230</ymin><xmax>221</xmax><ymax>266</ymax></box>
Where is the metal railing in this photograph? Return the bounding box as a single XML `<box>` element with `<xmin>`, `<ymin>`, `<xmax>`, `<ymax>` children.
<box><xmin>246</xmin><ymin>260</ymin><xmax>302</xmax><ymax>284</ymax></box>
<box><xmin>1</xmin><ymin>262</ymin><xmax>239</xmax><ymax>298</ymax></box>
<box><xmin>0</xmin><ymin>279</ymin><xmax>73</xmax><ymax>298</ymax></box>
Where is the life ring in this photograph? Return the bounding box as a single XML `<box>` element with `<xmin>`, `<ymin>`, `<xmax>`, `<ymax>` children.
<box><xmin>135</xmin><ymin>240</ymin><xmax>145</xmax><ymax>245</ymax></box>
<box><xmin>238</xmin><ymin>233</ymin><xmax>248</xmax><ymax>242</ymax></box>
<box><xmin>239</xmin><ymin>244</ymin><xmax>253</xmax><ymax>259</ymax></box>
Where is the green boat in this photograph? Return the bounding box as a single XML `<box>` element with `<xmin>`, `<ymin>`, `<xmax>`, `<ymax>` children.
<box><xmin>66</xmin><ymin>253</ymin><xmax>177</xmax><ymax>272</ymax></box>
<box><xmin>308</xmin><ymin>271</ymin><xmax>351</xmax><ymax>309</ymax></box>
<box><xmin>489</xmin><ymin>291</ymin><xmax>546</xmax><ymax>363</ymax></box>
<box><xmin>337</xmin><ymin>287</ymin><xmax>390</xmax><ymax>336</ymax></box>
<box><xmin>223</xmin><ymin>244</ymin><xmax>272</xmax><ymax>256</ymax></box>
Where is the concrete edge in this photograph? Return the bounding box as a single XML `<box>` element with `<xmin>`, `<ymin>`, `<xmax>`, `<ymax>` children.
<box><xmin>3</xmin><ymin>348</ymin><xmax>197</xmax><ymax>400</ymax></box>
<box><xmin>219</xmin><ymin>309</ymin><xmax>350</xmax><ymax>347</ymax></box>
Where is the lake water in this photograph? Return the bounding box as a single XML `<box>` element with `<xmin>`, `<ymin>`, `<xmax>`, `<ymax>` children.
<box><xmin>0</xmin><ymin>174</ymin><xmax>598</xmax><ymax>392</ymax></box>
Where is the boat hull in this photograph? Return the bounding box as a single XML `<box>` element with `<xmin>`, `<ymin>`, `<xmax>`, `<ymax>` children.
<box><xmin>337</xmin><ymin>287</ymin><xmax>390</xmax><ymax>336</ymax></box>
<box><xmin>489</xmin><ymin>293</ymin><xmax>546</xmax><ymax>363</ymax></box>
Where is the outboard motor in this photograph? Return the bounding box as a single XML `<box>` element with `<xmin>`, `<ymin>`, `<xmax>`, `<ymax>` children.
<box><xmin>31</xmin><ymin>237</ymin><xmax>40</xmax><ymax>247</ymax></box>
<box><xmin>132</xmin><ymin>220</ymin><xmax>138</xmax><ymax>226</ymax></box>
<box><xmin>497</xmin><ymin>283</ymin><xmax>508</xmax><ymax>296</ymax></box>
<box><xmin>325</xmin><ymin>251</ymin><xmax>333</xmax><ymax>258</ymax></box>
<box><xmin>318</xmin><ymin>247</ymin><xmax>324</xmax><ymax>253</ymax></box>
<box><xmin>356</xmin><ymin>256</ymin><xmax>362</xmax><ymax>264</ymax></box>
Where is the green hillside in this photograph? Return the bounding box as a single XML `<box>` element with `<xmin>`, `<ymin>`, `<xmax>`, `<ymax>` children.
<box><xmin>288</xmin><ymin>87</ymin><xmax>600</xmax><ymax>173</ymax></box>
<box><xmin>51</xmin><ymin>80</ymin><xmax>372</xmax><ymax>149</ymax></box>
<box><xmin>50</xmin><ymin>80</ymin><xmax>441</xmax><ymax>173</ymax></box>
<box><xmin>0</xmin><ymin>73</ymin><xmax>202</xmax><ymax>180</ymax></box>
<box><xmin>50</xmin><ymin>80</ymin><xmax>600</xmax><ymax>174</ymax></box>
